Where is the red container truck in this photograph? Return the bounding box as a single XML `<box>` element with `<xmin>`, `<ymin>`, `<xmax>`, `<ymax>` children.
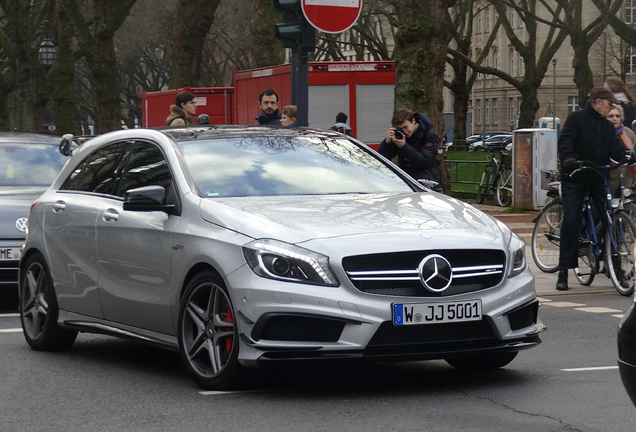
<box><xmin>141</xmin><ymin>87</ymin><xmax>234</xmax><ymax>127</ymax></box>
<box><xmin>234</xmin><ymin>61</ymin><xmax>396</xmax><ymax>149</ymax></box>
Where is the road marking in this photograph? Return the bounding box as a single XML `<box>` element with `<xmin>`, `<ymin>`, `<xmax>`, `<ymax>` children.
<box><xmin>537</xmin><ymin>297</ymin><xmax>552</xmax><ymax>302</ymax></box>
<box><xmin>575</xmin><ymin>307</ymin><xmax>624</xmax><ymax>313</ymax></box>
<box><xmin>0</xmin><ymin>328</ymin><xmax>22</xmax><ymax>333</ymax></box>
<box><xmin>542</xmin><ymin>301</ymin><xmax>586</xmax><ymax>307</ymax></box>
<box><xmin>0</xmin><ymin>313</ymin><xmax>19</xmax><ymax>318</ymax></box>
<box><xmin>561</xmin><ymin>366</ymin><xmax>619</xmax><ymax>372</ymax></box>
<box><xmin>613</xmin><ymin>314</ymin><xmax>625</xmax><ymax>318</ymax></box>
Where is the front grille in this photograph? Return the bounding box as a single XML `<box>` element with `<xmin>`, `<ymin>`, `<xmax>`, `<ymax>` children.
<box><xmin>364</xmin><ymin>319</ymin><xmax>497</xmax><ymax>355</ymax></box>
<box><xmin>0</xmin><ymin>261</ymin><xmax>19</xmax><ymax>286</ymax></box>
<box><xmin>343</xmin><ymin>249</ymin><xmax>506</xmax><ymax>297</ymax></box>
<box><xmin>251</xmin><ymin>313</ymin><xmax>347</xmax><ymax>342</ymax></box>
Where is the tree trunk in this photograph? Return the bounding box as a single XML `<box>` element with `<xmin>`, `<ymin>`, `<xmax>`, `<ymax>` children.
<box><xmin>169</xmin><ymin>0</ymin><xmax>222</xmax><ymax>88</ymax></box>
<box><xmin>253</xmin><ymin>0</ymin><xmax>283</xmax><ymax>67</ymax></box>
<box><xmin>394</xmin><ymin>0</ymin><xmax>450</xmax><ymax>194</ymax></box>
<box><xmin>53</xmin><ymin>2</ymin><xmax>76</xmax><ymax>135</ymax></box>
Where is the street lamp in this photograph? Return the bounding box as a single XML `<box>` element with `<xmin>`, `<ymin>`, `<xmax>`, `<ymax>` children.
<box><xmin>552</xmin><ymin>59</ymin><xmax>556</xmax><ymax>129</ymax></box>
<box><xmin>37</xmin><ymin>21</ymin><xmax>56</xmax><ymax>70</ymax></box>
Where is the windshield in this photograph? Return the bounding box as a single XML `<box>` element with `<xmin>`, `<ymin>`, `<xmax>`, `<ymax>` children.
<box><xmin>0</xmin><ymin>144</ymin><xmax>67</xmax><ymax>187</ymax></box>
<box><xmin>180</xmin><ymin>136</ymin><xmax>413</xmax><ymax>197</ymax></box>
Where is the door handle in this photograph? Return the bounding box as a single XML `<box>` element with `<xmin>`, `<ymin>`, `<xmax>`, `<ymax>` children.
<box><xmin>52</xmin><ymin>201</ymin><xmax>66</xmax><ymax>213</ymax></box>
<box><xmin>102</xmin><ymin>209</ymin><xmax>119</xmax><ymax>222</ymax></box>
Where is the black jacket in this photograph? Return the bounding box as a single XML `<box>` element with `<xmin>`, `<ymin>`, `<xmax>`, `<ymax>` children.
<box><xmin>255</xmin><ymin>110</ymin><xmax>282</xmax><ymax>125</ymax></box>
<box><xmin>378</xmin><ymin>113</ymin><xmax>440</xmax><ymax>182</ymax></box>
<box><xmin>558</xmin><ymin>103</ymin><xmax>627</xmax><ymax>183</ymax></box>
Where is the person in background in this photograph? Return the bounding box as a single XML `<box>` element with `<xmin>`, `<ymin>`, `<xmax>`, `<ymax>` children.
<box><xmin>608</xmin><ymin>104</ymin><xmax>636</xmax><ymax>194</ymax></box>
<box><xmin>281</xmin><ymin>105</ymin><xmax>298</xmax><ymax>127</ymax></box>
<box><xmin>556</xmin><ymin>86</ymin><xmax>628</xmax><ymax>291</ymax></box>
<box><xmin>166</xmin><ymin>91</ymin><xmax>197</xmax><ymax>126</ymax></box>
<box><xmin>256</xmin><ymin>88</ymin><xmax>282</xmax><ymax>125</ymax></box>
<box><xmin>378</xmin><ymin>108</ymin><xmax>440</xmax><ymax>184</ymax></box>
<box><xmin>604</xmin><ymin>76</ymin><xmax>636</xmax><ymax>128</ymax></box>
<box><xmin>197</xmin><ymin>113</ymin><xmax>210</xmax><ymax>125</ymax></box>
<box><xmin>330</xmin><ymin>112</ymin><xmax>354</xmax><ymax>137</ymax></box>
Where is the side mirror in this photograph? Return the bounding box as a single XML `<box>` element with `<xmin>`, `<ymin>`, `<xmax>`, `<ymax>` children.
<box><xmin>59</xmin><ymin>134</ymin><xmax>78</xmax><ymax>156</ymax></box>
<box><xmin>123</xmin><ymin>185</ymin><xmax>175</xmax><ymax>213</ymax></box>
<box><xmin>417</xmin><ymin>179</ymin><xmax>441</xmax><ymax>191</ymax></box>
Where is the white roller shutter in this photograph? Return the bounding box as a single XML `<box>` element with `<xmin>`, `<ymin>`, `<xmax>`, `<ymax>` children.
<box><xmin>356</xmin><ymin>84</ymin><xmax>395</xmax><ymax>144</ymax></box>
<box><xmin>308</xmin><ymin>85</ymin><xmax>349</xmax><ymax>131</ymax></box>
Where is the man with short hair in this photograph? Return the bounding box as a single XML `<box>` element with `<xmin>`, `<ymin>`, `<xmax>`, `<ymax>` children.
<box><xmin>378</xmin><ymin>108</ymin><xmax>440</xmax><ymax>183</ymax></box>
<box><xmin>256</xmin><ymin>88</ymin><xmax>282</xmax><ymax>125</ymax></box>
<box><xmin>330</xmin><ymin>112</ymin><xmax>354</xmax><ymax>137</ymax></box>
<box><xmin>166</xmin><ymin>91</ymin><xmax>197</xmax><ymax>126</ymax></box>
<box><xmin>556</xmin><ymin>86</ymin><xmax>628</xmax><ymax>291</ymax></box>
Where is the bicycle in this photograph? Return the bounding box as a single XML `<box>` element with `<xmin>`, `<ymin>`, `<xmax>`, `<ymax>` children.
<box><xmin>531</xmin><ymin>170</ymin><xmax>562</xmax><ymax>273</ymax></box>
<box><xmin>530</xmin><ymin>161</ymin><xmax>636</xmax><ymax>296</ymax></box>
<box><xmin>571</xmin><ymin>160</ymin><xmax>636</xmax><ymax>295</ymax></box>
<box><xmin>476</xmin><ymin>150</ymin><xmax>512</xmax><ymax>207</ymax></box>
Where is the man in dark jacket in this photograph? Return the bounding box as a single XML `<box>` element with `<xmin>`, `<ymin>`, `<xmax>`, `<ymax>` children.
<box><xmin>379</xmin><ymin>108</ymin><xmax>440</xmax><ymax>183</ymax></box>
<box><xmin>556</xmin><ymin>86</ymin><xmax>628</xmax><ymax>291</ymax></box>
<box><xmin>255</xmin><ymin>88</ymin><xmax>282</xmax><ymax>125</ymax></box>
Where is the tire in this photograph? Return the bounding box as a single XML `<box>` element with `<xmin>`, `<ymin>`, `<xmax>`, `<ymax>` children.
<box><xmin>622</xmin><ymin>201</ymin><xmax>636</xmax><ymax>223</ymax></box>
<box><xmin>476</xmin><ymin>167</ymin><xmax>490</xmax><ymax>204</ymax></box>
<box><xmin>574</xmin><ymin>222</ymin><xmax>596</xmax><ymax>286</ymax></box>
<box><xmin>604</xmin><ymin>211</ymin><xmax>636</xmax><ymax>296</ymax></box>
<box><xmin>19</xmin><ymin>253</ymin><xmax>77</xmax><ymax>351</ymax></box>
<box><xmin>495</xmin><ymin>167</ymin><xmax>513</xmax><ymax>207</ymax></box>
<box><xmin>178</xmin><ymin>270</ymin><xmax>242</xmax><ymax>390</ymax></box>
<box><xmin>445</xmin><ymin>351</ymin><xmax>518</xmax><ymax>370</ymax></box>
<box><xmin>531</xmin><ymin>200</ymin><xmax>563</xmax><ymax>273</ymax></box>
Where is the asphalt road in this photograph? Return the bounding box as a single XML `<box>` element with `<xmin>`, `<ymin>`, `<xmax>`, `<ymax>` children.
<box><xmin>1</xmin><ymin>289</ymin><xmax>635</xmax><ymax>432</ymax></box>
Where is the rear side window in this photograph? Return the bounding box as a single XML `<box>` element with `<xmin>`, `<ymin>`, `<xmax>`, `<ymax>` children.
<box><xmin>61</xmin><ymin>141</ymin><xmax>131</xmax><ymax>194</ymax></box>
<box><xmin>117</xmin><ymin>141</ymin><xmax>172</xmax><ymax>197</ymax></box>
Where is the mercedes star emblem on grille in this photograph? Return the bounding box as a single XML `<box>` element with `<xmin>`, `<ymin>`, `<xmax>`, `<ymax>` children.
<box><xmin>15</xmin><ymin>217</ymin><xmax>28</xmax><ymax>233</ymax></box>
<box><xmin>418</xmin><ymin>254</ymin><xmax>453</xmax><ymax>292</ymax></box>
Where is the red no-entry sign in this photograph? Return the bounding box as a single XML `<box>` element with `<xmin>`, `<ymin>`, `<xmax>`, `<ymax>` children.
<box><xmin>301</xmin><ymin>0</ymin><xmax>363</xmax><ymax>34</ymax></box>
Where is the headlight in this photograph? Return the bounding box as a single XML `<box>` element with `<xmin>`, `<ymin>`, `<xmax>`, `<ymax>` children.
<box><xmin>243</xmin><ymin>239</ymin><xmax>339</xmax><ymax>287</ymax></box>
<box><xmin>508</xmin><ymin>235</ymin><xmax>527</xmax><ymax>278</ymax></box>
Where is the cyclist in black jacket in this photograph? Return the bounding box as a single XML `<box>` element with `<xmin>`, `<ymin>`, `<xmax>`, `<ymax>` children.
<box><xmin>556</xmin><ymin>86</ymin><xmax>628</xmax><ymax>291</ymax></box>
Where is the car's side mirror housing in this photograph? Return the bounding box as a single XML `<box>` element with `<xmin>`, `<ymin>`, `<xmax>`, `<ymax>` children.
<box><xmin>59</xmin><ymin>134</ymin><xmax>78</xmax><ymax>156</ymax></box>
<box><xmin>123</xmin><ymin>185</ymin><xmax>176</xmax><ymax>213</ymax></box>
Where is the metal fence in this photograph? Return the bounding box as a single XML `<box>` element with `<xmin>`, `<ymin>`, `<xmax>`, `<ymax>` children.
<box><xmin>446</xmin><ymin>159</ymin><xmax>490</xmax><ymax>185</ymax></box>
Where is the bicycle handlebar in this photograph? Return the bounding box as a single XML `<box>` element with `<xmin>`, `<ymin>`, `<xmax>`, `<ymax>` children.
<box><xmin>570</xmin><ymin>157</ymin><xmax>631</xmax><ymax>176</ymax></box>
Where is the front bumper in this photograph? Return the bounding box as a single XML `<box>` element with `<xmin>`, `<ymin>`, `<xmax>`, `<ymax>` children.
<box><xmin>229</xmin><ymin>264</ymin><xmax>543</xmax><ymax>367</ymax></box>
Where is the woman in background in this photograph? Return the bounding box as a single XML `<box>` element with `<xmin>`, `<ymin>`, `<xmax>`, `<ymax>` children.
<box><xmin>604</xmin><ymin>76</ymin><xmax>636</xmax><ymax>127</ymax></box>
<box><xmin>281</xmin><ymin>105</ymin><xmax>298</xmax><ymax>127</ymax></box>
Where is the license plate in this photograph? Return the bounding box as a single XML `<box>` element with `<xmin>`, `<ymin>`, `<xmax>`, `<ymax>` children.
<box><xmin>0</xmin><ymin>247</ymin><xmax>22</xmax><ymax>261</ymax></box>
<box><xmin>393</xmin><ymin>300</ymin><xmax>482</xmax><ymax>326</ymax></box>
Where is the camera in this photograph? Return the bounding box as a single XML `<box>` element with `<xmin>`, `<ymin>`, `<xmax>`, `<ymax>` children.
<box><xmin>394</xmin><ymin>127</ymin><xmax>405</xmax><ymax>140</ymax></box>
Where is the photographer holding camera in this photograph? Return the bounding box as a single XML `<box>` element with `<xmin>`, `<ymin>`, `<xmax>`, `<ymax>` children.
<box><xmin>379</xmin><ymin>108</ymin><xmax>440</xmax><ymax>184</ymax></box>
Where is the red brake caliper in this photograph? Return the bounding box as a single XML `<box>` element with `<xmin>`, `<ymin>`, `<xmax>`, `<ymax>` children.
<box><xmin>225</xmin><ymin>306</ymin><xmax>233</xmax><ymax>354</ymax></box>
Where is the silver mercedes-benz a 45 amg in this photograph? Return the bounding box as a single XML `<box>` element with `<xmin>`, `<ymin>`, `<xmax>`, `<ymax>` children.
<box><xmin>19</xmin><ymin>126</ymin><xmax>544</xmax><ymax>389</ymax></box>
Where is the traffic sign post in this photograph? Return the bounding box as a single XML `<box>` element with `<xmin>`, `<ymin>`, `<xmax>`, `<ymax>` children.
<box><xmin>275</xmin><ymin>1</ymin><xmax>363</xmax><ymax>126</ymax></box>
<box><xmin>301</xmin><ymin>0</ymin><xmax>363</xmax><ymax>33</ymax></box>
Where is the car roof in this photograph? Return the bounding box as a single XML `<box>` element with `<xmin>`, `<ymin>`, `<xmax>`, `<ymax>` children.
<box><xmin>0</xmin><ymin>132</ymin><xmax>61</xmax><ymax>145</ymax></box>
<box><xmin>158</xmin><ymin>124</ymin><xmax>343</xmax><ymax>143</ymax></box>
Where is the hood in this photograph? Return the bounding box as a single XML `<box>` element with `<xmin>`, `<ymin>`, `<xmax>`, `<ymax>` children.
<box><xmin>0</xmin><ymin>189</ymin><xmax>42</xmax><ymax>239</ymax></box>
<box><xmin>199</xmin><ymin>192</ymin><xmax>507</xmax><ymax>247</ymax></box>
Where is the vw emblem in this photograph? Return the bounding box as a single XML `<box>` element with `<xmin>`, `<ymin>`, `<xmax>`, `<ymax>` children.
<box><xmin>15</xmin><ymin>217</ymin><xmax>28</xmax><ymax>233</ymax></box>
<box><xmin>418</xmin><ymin>254</ymin><xmax>453</xmax><ymax>292</ymax></box>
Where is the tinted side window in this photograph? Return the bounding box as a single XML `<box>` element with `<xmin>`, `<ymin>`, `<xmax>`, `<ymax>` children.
<box><xmin>61</xmin><ymin>142</ymin><xmax>131</xmax><ymax>194</ymax></box>
<box><xmin>117</xmin><ymin>141</ymin><xmax>172</xmax><ymax>197</ymax></box>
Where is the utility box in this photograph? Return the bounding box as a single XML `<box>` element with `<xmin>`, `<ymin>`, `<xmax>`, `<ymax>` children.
<box><xmin>233</xmin><ymin>61</ymin><xmax>396</xmax><ymax>149</ymax></box>
<box><xmin>142</xmin><ymin>87</ymin><xmax>234</xmax><ymax>127</ymax></box>
<box><xmin>512</xmin><ymin>128</ymin><xmax>558</xmax><ymax>210</ymax></box>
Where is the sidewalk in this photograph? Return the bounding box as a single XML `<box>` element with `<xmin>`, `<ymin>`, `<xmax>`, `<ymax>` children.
<box><xmin>469</xmin><ymin>202</ymin><xmax>618</xmax><ymax>297</ymax></box>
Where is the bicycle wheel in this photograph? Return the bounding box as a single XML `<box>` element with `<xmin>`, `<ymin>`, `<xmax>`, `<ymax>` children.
<box><xmin>495</xmin><ymin>167</ymin><xmax>513</xmax><ymax>207</ymax></box>
<box><xmin>575</xmin><ymin>222</ymin><xmax>596</xmax><ymax>286</ymax></box>
<box><xmin>531</xmin><ymin>200</ymin><xmax>563</xmax><ymax>273</ymax></box>
<box><xmin>604</xmin><ymin>210</ymin><xmax>636</xmax><ymax>296</ymax></box>
<box><xmin>622</xmin><ymin>201</ymin><xmax>636</xmax><ymax>223</ymax></box>
<box><xmin>476</xmin><ymin>167</ymin><xmax>491</xmax><ymax>204</ymax></box>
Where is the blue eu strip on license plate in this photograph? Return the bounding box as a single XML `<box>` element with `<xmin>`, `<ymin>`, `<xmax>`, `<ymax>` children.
<box><xmin>393</xmin><ymin>300</ymin><xmax>482</xmax><ymax>326</ymax></box>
